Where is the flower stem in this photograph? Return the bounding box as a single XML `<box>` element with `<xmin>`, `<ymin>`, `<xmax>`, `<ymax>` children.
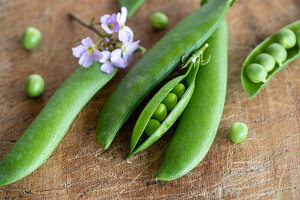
<box><xmin>69</xmin><ymin>13</ymin><xmax>105</xmax><ymax>37</ymax></box>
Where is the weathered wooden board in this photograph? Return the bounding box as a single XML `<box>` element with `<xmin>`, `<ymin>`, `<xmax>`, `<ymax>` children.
<box><xmin>0</xmin><ymin>0</ymin><xmax>299</xmax><ymax>199</ymax></box>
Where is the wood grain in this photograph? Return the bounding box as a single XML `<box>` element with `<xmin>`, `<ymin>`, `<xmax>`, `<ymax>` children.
<box><xmin>0</xmin><ymin>0</ymin><xmax>299</xmax><ymax>199</ymax></box>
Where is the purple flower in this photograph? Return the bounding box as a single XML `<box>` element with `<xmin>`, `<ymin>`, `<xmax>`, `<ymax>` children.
<box><xmin>72</xmin><ymin>37</ymin><xmax>102</xmax><ymax>68</ymax></box>
<box><xmin>117</xmin><ymin>7</ymin><xmax>134</xmax><ymax>41</ymax></box>
<box><xmin>99</xmin><ymin>51</ymin><xmax>115</xmax><ymax>74</ymax></box>
<box><xmin>118</xmin><ymin>30</ymin><xmax>140</xmax><ymax>63</ymax></box>
<box><xmin>101</xmin><ymin>14</ymin><xmax>121</xmax><ymax>34</ymax></box>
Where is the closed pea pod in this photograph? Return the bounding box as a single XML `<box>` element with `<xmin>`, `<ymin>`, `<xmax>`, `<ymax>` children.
<box><xmin>96</xmin><ymin>0</ymin><xmax>234</xmax><ymax>150</ymax></box>
<box><xmin>156</xmin><ymin>20</ymin><xmax>228</xmax><ymax>181</ymax></box>
<box><xmin>0</xmin><ymin>62</ymin><xmax>116</xmax><ymax>186</ymax></box>
<box><xmin>118</xmin><ymin>0</ymin><xmax>146</xmax><ymax>18</ymax></box>
<box><xmin>241</xmin><ymin>19</ymin><xmax>300</xmax><ymax>98</ymax></box>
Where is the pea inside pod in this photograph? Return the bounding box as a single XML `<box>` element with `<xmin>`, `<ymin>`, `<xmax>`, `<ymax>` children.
<box><xmin>128</xmin><ymin>44</ymin><xmax>210</xmax><ymax>159</ymax></box>
<box><xmin>277</xmin><ymin>29</ymin><xmax>296</xmax><ymax>49</ymax></box>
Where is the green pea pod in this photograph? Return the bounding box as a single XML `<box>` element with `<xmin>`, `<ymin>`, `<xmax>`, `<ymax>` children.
<box><xmin>118</xmin><ymin>0</ymin><xmax>146</xmax><ymax>18</ymax></box>
<box><xmin>128</xmin><ymin>45</ymin><xmax>210</xmax><ymax>159</ymax></box>
<box><xmin>96</xmin><ymin>0</ymin><xmax>233</xmax><ymax>150</ymax></box>
<box><xmin>0</xmin><ymin>62</ymin><xmax>116</xmax><ymax>186</ymax></box>
<box><xmin>241</xmin><ymin>19</ymin><xmax>300</xmax><ymax>98</ymax></box>
<box><xmin>156</xmin><ymin>19</ymin><xmax>228</xmax><ymax>181</ymax></box>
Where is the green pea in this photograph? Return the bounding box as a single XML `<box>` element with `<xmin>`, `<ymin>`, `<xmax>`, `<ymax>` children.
<box><xmin>266</xmin><ymin>43</ymin><xmax>287</xmax><ymax>64</ymax></box>
<box><xmin>150</xmin><ymin>12</ymin><xmax>169</xmax><ymax>30</ymax></box>
<box><xmin>152</xmin><ymin>103</ymin><xmax>167</xmax><ymax>122</ymax></box>
<box><xmin>253</xmin><ymin>53</ymin><xmax>276</xmax><ymax>72</ymax></box>
<box><xmin>277</xmin><ymin>29</ymin><xmax>296</xmax><ymax>49</ymax></box>
<box><xmin>171</xmin><ymin>83</ymin><xmax>186</xmax><ymax>99</ymax></box>
<box><xmin>144</xmin><ymin>119</ymin><xmax>161</xmax><ymax>137</ymax></box>
<box><xmin>229</xmin><ymin>122</ymin><xmax>248</xmax><ymax>143</ymax></box>
<box><xmin>25</xmin><ymin>74</ymin><xmax>45</xmax><ymax>97</ymax></box>
<box><xmin>22</xmin><ymin>27</ymin><xmax>42</xmax><ymax>50</ymax></box>
<box><xmin>162</xmin><ymin>93</ymin><xmax>178</xmax><ymax>111</ymax></box>
<box><xmin>247</xmin><ymin>63</ymin><xmax>267</xmax><ymax>83</ymax></box>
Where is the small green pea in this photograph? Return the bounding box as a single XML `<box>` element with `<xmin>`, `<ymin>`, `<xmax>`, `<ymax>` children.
<box><xmin>247</xmin><ymin>63</ymin><xmax>267</xmax><ymax>83</ymax></box>
<box><xmin>22</xmin><ymin>27</ymin><xmax>42</xmax><ymax>50</ymax></box>
<box><xmin>277</xmin><ymin>29</ymin><xmax>296</xmax><ymax>49</ymax></box>
<box><xmin>171</xmin><ymin>83</ymin><xmax>186</xmax><ymax>99</ymax></box>
<box><xmin>253</xmin><ymin>53</ymin><xmax>276</xmax><ymax>72</ymax></box>
<box><xmin>25</xmin><ymin>74</ymin><xmax>45</xmax><ymax>97</ymax></box>
<box><xmin>150</xmin><ymin>12</ymin><xmax>169</xmax><ymax>30</ymax></box>
<box><xmin>145</xmin><ymin>119</ymin><xmax>161</xmax><ymax>137</ymax></box>
<box><xmin>152</xmin><ymin>103</ymin><xmax>167</xmax><ymax>122</ymax></box>
<box><xmin>266</xmin><ymin>43</ymin><xmax>287</xmax><ymax>64</ymax></box>
<box><xmin>162</xmin><ymin>93</ymin><xmax>178</xmax><ymax>111</ymax></box>
<box><xmin>229</xmin><ymin>122</ymin><xmax>248</xmax><ymax>143</ymax></box>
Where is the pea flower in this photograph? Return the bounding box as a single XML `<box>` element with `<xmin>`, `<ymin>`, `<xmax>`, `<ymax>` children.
<box><xmin>117</xmin><ymin>30</ymin><xmax>140</xmax><ymax>64</ymax></box>
<box><xmin>72</xmin><ymin>37</ymin><xmax>103</xmax><ymax>68</ymax></box>
<box><xmin>117</xmin><ymin>7</ymin><xmax>134</xmax><ymax>39</ymax></box>
<box><xmin>101</xmin><ymin>13</ymin><xmax>120</xmax><ymax>34</ymax></box>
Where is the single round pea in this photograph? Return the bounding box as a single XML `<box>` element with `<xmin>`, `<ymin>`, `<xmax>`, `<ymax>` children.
<box><xmin>253</xmin><ymin>53</ymin><xmax>276</xmax><ymax>72</ymax></box>
<box><xmin>152</xmin><ymin>103</ymin><xmax>167</xmax><ymax>122</ymax></box>
<box><xmin>229</xmin><ymin>122</ymin><xmax>248</xmax><ymax>143</ymax></box>
<box><xmin>25</xmin><ymin>74</ymin><xmax>45</xmax><ymax>97</ymax></box>
<box><xmin>277</xmin><ymin>29</ymin><xmax>296</xmax><ymax>49</ymax></box>
<box><xmin>22</xmin><ymin>27</ymin><xmax>42</xmax><ymax>50</ymax></box>
<box><xmin>247</xmin><ymin>63</ymin><xmax>267</xmax><ymax>83</ymax></box>
<box><xmin>162</xmin><ymin>93</ymin><xmax>178</xmax><ymax>111</ymax></box>
<box><xmin>171</xmin><ymin>83</ymin><xmax>186</xmax><ymax>99</ymax></box>
<box><xmin>145</xmin><ymin>119</ymin><xmax>161</xmax><ymax>137</ymax></box>
<box><xmin>150</xmin><ymin>12</ymin><xmax>169</xmax><ymax>30</ymax></box>
<box><xmin>265</xmin><ymin>43</ymin><xmax>287</xmax><ymax>64</ymax></box>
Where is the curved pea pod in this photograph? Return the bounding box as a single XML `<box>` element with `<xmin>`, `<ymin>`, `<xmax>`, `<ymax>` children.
<box><xmin>96</xmin><ymin>0</ymin><xmax>234</xmax><ymax>150</ymax></box>
<box><xmin>0</xmin><ymin>62</ymin><xmax>116</xmax><ymax>186</ymax></box>
<box><xmin>155</xmin><ymin>20</ymin><xmax>228</xmax><ymax>181</ymax></box>
<box><xmin>118</xmin><ymin>0</ymin><xmax>146</xmax><ymax>18</ymax></box>
<box><xmin>241</xmin><ymin>19</ymin><xmax>300</xmax><ymax>98</ymax></box>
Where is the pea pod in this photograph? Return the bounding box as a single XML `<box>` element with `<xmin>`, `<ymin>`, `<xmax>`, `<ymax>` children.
<box><xmin>0</xmin><ymin>62</ymin><xmax>116</xmax><ymax>186</ymax></box>
<box><xmin>241</xmin><ymin>19</ymin><xmax>300</xmax><ymax>98</ymax></box>
<box><xmin>96</xmin><ymin>0</ymin><xmax>233</xmax><ymax>150</ymax></box>
<box><xmin>118</xmin><ymin>0</ymin><xmax>146</xmax><ymax>18</ymax></box>
<box><xmin>156</xmin><ymin>19</ymin><xmax>228</xmax><ymax>181</ymax></box>
<box><xmin>128</xmin><ymin>45</ymin><xmax>210</xmax><ymax>158</ymax></box>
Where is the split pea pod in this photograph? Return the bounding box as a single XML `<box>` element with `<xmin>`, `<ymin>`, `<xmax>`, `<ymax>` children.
<box><xmin>96</xmin><ymin>0</ymin><xmax>233</xmax><ymax>150</ymax></box>
<box><xmin>118</xmin><ymin>0</ymin><xmax>146</xmax><ymax>18</ymax></box>
<box><xmin>128</xmin><ymin>45</ymin><xmax>210</xmax><ymax>159</ymax></box>
<box><xmin>156</xmin><ymin>19</ymin><xmax>228</xmax><ymax>181</ymax></box>
<box><xmin>0</xmin><ymin>62</ymin><xmax>116</xmax><ymax>186</ymax></box>
<box><xmin>241</xmin><ymin>19</ymin><xmax>300</xmax><ymax>98</ymax></box>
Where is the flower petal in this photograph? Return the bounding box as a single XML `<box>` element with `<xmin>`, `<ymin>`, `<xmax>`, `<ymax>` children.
<box><xmin>100</xmin><ymin>62</ymin><xmax>115</xmax><ymax>74</ymax></box>
<box><xmin>72</xmin><ymin>45</ymin><xmax>86</xmax><ymax>58</ymax></box>
<box><xmin>93</xmin><ymin>50</ymin><xmax>103</xmax><ymax>61</ymax></box>
<box><xmin>100</xmin><ymin>14</ymin><xmax>110</xmax><ymax>24</ymax></box>
<box><xmin>126</xmin><ymin>40</ymin><xmax>140</xmax><ymax>55</ymax></box>
<box><xmin>99</xmin><ymin>50</ymin><xmax>111</xmax><ymax>63</ymax></box>
<box><xmin>119</xmin><ymin>29</ymin><xmax>133</xmax><ymax>44</ymax></box>
<box><xmin>111</xmin><ymin>49</ymin><xmax>127</xmax><ymax>68</ymax></box>
<box><xmin>81</xmin><ymin>37</ymin><xmax>93</xmax><ymax>47</ymax></box>
<box><xmin>79</xmin><ymin>52</ymin><xmax>93</xmax><ymax>68</ymax></box>
<box><xmin>101</xmin><ymin>24</ymin><xmax>113</xmax><ymax>34</ymax></box>
<box><xmin>119</xmin><ymin>7</ymin><xmax>127</xmax><ymax>25</ymax></box>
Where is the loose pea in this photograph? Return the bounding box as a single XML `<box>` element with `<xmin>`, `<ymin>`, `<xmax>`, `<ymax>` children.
<box><xmin>22</xmin><ymin>27</ymin><xmax>42</xmax><ymax>50</ymax></box>
<box><xmin>266</xmin><ymin>43</ymin><xmax>287</xmax><ymax>64</ymax></box>
<box><xmin>152</xmin><ymin>103</ymin><xmax>167</xmax><ymax>122</ymax></box>
<box><xmin>25</xmin><ymin>74</ymin><xmax>45</xmax><ymax>97</ymax></box>
<box><xmin>144</xmin><ymin>119</ymin><xmax>161</xmax><ymax>137</ymax></box>
<box><xmin>162</xmin><ymin>93</ymin><xmax>178</xmax><ymax>111</ymax></box>
<box><xmin>171</xmin><ymin>83</ymin><xmax>186</xmax><ymax>99</ymax></box>
<box><xmin>277</xmin><ymin>29</ymin><xmax>296</xmax><ymax>49</ymax></box>
<box><xmin>150</xmin><ymin>12</ymin><xmax>169</xmax><ymax>30</ymax></box>
<box><xmin>247</xmin><ymin>63</ymin><xmax>267</xmax><ymax>83</ymax></box>
<box><xmin>253</xmin><ymin>53</ymin><xmax>276</xmax><ymax>72</ymax></box>
<box><xmin>229</xmin><ymin>122</ymin><xmax>248</xmax><ymax>143</ymax></box>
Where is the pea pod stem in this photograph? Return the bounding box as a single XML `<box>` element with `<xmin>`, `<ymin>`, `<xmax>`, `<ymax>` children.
<box><xmin>0</xmin><ymin>62</ymin><xmax>116</xmax><ymax>186</ymax></box>
<box><xmin>96</xmin><ymin>0</ymin><xmax>233</xmax><ymax>150</ymax></box>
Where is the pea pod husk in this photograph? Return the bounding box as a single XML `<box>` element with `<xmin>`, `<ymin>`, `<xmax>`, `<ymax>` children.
<box><xmin>0</xmin><ymin>62</ymin><xmax>116</xmax><ymax>186</ymax></box>
<box><xmin>155</xmin><ymin>19</ymin><xmax>228</xmax><ymax>181</ymax></box>
<box><xmin>96</xmin><ymin>0</ymin><xmax>233</xmax><ymax>150</ymax></box>
<box><xmin>118</xmin><ymin>0</ymin><xmax>146</xmax><ymax>17</ymax></box>
<box><xmin>241</xmin><ymin>19</ymin><xmax>300</xmax><ymax>98</ymax></box>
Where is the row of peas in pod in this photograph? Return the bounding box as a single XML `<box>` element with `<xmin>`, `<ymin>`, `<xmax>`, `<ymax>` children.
<box><xmin>247</xmin><ymin>27</ymin><xmax>300</xmax><ymax>83</ymax></box>
<box><xmin>145</xmin><ymin>83</ymin><xmax>186</xmax><ymax>136</ymax></box>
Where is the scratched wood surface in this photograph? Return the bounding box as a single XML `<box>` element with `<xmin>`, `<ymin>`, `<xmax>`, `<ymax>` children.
<box><xmin>0</xmin><ymin>0</ymin><xmax>299</xmax><ymax>199</ymax></box>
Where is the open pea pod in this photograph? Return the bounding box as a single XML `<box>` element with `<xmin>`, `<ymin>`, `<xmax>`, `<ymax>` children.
<box><xmin>128</xmin><ymin>45</ymin><xmax>210</xmax><ymax>159</ymax></box>
<box><xmin>241</xmin><ymin>19</ymin><xmax>300</xmax><ymax>98</ymax></box>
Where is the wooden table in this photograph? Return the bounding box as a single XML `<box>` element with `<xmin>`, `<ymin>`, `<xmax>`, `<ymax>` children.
<box><xmin>0</xmin><ymin>0</ymin><xmax>299</xmax><ymax>199</ymax></box>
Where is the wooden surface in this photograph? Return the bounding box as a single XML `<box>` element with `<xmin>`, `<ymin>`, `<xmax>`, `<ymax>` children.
<box><xmin>0</xmin><ymin>0</ymin><xmax>299</xmax><ymax>199</ymax></box>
